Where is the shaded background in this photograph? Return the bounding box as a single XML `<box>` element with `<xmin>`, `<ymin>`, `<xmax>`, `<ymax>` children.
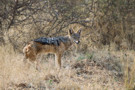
<box><xmin>0</xmin><ymin>0</ymin><xmax>134</xmax><ymax>52</ymax></box>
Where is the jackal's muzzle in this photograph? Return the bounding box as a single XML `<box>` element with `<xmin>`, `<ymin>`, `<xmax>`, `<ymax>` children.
<box><xmin>74</xmin><ymin>40</ymin><xmax>80</xmax><ymax>44</ymax></box>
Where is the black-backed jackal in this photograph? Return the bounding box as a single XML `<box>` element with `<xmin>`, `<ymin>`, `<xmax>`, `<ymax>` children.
<box><xmin>23</xmin><ymin>29</ymin><xmax>81</xmax><ymax>69</ymax></box>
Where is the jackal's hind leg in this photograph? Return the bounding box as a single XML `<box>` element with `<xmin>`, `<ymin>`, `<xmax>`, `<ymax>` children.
<box><xmin>35</xmin><ymin>60</ymin><xmax>41</xmax><ymax>71</ymax></box>
<box><xmin>55</xmin><ymin>53</ymin><xmax>62</xmax><ymax>69</ymax></box>
<box><xmin>23</xmin><ymin>53</ymin><xmax>28</xmax><ymax>64</ymax></box>
<box><xmin>23</xmin><ymin>57</ymin><xmax>27</xmax><ymax>64</ymax></box>
<box><xmin>35</xmin><ymin>54</ymin><xmax>42</xmax><ymax>71</ymax></box>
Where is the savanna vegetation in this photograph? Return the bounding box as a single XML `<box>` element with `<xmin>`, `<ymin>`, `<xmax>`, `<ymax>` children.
<box><xmin>0</xmin><ymin>0</ymin><xmax>135</xmax><ymax>89</ymax></box>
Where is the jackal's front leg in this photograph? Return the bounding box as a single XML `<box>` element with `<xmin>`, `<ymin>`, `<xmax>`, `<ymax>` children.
<box><xmin>55</xmin><ymin>53</ymin><xmax>62</xmax><ymax>69</ymax></box>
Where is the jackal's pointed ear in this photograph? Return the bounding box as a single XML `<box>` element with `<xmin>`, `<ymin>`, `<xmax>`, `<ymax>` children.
<box><xmin>69</xmin><ymin>29</ymin><xmax>74</xmax><ymax>35</ymax></box>
<box><xmin>77</xmin><ymin>29</ymin><xmax>82</xmax><ymax>35</ymax></box>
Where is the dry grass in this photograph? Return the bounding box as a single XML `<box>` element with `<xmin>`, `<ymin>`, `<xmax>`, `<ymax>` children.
<box><xmin>0</xmin><ymin>45</ymin><xmax>135</xmax><ymax>90</ymax></box>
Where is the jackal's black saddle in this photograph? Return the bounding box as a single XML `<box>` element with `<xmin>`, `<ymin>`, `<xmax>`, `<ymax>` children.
<box><xmin>33</xmin><ymin>37</ymin><xmax>68</xmax><ymax>46</ymax></box>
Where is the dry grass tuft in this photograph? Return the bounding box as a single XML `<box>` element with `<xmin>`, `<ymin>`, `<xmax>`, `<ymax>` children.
<box><xmin>56</xmin><ymin>80</ymin><xmax>81</xmax><ymax>90</ymax></box>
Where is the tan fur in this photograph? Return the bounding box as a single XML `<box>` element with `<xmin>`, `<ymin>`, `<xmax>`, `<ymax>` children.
<box><xmin>23</xmin><ymin>29</ymin><xmax>81</xmax><ymax>69</ymax></box>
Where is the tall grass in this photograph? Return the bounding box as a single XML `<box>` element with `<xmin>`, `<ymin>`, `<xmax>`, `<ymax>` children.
<box><xmin>124</xmin><ymin>58</ymin><xmax>135</xmax><ymax>89</ymax></box>
<box><xmin>0</xmin><ymin>45</ymin><xmax>134</xmax><ymax>89</ymax></box>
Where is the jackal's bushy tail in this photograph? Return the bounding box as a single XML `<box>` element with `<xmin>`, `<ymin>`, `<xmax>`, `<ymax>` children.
<box><xmin>23</xmin><ymin>43</ymin><xmax>36</xmax><ymax>61</ymax></box>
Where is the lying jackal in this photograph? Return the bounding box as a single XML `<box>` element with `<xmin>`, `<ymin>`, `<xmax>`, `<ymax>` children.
<box><xmin>23</xmin><ymin>29</ymin><xmax>81</xmax><ymax>69</ymax></box>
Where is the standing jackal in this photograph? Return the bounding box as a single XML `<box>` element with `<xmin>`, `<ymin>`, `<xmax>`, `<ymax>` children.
<box><xmin>23</xmin><ymin>29</ymin><xmax>81</xmax><ymax>69</ymax></box>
